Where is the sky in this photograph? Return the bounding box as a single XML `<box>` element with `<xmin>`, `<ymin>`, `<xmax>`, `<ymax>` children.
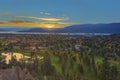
<box><xmin>0</xmin><ymin>0</ymin><xmax>120</xmax><ymax>28</ymax></box>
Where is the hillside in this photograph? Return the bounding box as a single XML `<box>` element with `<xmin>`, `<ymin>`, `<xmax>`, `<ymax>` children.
<box><xmin>0</xmin><ymin>66</ymin><xmax>35</xmax><ymax>80</ymax></box>
<box><xmin>19</xmin><ymin>23</ymin><xmax>120</xmax><ymax>33</ymax></box>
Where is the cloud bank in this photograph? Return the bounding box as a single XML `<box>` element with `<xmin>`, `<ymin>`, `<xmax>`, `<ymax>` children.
<box><xmin>0</xmin><ymin>12</ymin><xmax>74</xmax><ymax>28</ymax></box>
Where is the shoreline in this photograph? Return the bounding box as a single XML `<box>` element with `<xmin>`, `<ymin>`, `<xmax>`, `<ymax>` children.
<box><xmin>0</xmin><ymin>32</ymin><xmax>114</xmax><ymax>35</ymax></box>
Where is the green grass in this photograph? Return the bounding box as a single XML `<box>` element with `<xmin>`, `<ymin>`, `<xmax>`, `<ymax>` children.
<box><xmin>49</xmin><ymin>52</ymin><xmax>62</xmax><ymax>74</ymax></box>
<box><xmin>16</xmin><ymin>49</ymin><xmax>120</xmax><ymax>80</ymax></box>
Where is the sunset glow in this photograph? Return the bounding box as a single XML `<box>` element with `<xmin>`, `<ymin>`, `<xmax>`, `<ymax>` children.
<box><xmin>0</xmin><ymin>14</ymin><xmax>73</xmax><ymax>28</ymax></box>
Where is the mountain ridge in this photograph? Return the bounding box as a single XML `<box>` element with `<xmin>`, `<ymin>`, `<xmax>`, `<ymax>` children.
<box><xmin>0</xmin><ymin>23</ymin><xmax>120</xmax><ymax>33</ymax></box>
<box><xmin>19</xmin><ymin>23</ymin><xmax>120</xmax><ymax>33</ymax></box>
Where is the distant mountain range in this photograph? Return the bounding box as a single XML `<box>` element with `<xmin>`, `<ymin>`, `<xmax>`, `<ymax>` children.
<box><xmin>0</xmin><ymin>27</ymin><xmax>29</xmax><ymax>32</ymax></box>
<box><xmin>0</xmin><ymin>23</ymin><xmax>120</xmax><ymax>33</ymax></box>
<box><xmin>54</xmin><ymin>23</ymin><xmax>120</xmax><ymax>33</ymax></box>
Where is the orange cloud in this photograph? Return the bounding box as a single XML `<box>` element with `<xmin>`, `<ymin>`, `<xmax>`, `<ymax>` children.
<box><xmin>39</xmin><ymin>18</ymin><xmax>67</xmax><ymax>21</ymax></box>
<box><xmin>0</xmin><ymin>20</ymin><xmax>74</xmax><ymax>28</ymax></box>
<box><xmin>0</xmin><ymin>22</ymin><xmax>4</xmax><ymax>24</ymax></box>
<box><xmin>15</xmin><ymin>16</ymin><xmax>69</xmax><ymax>22</ymax></box>
<box><xmin>8</xmin><ymin>20</ymin><xmax>33</xmax><ymax>24</ymax></box>
<box><xmin>0</xmin><ymin>14</ymin><xmax>75</xmax><ymax>28</ymax></box>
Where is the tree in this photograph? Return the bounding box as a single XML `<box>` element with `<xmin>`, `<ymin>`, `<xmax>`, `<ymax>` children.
<box><xmin>41</xmin><ymin>53</ymin><xmax>56</xmax><ymax>80</ymax></box>
<box><xmin>91</xmin><ymin>54</ymin><xmax>97</xmax><ymax>76</ymax></box>
<box><xmin>109</xmin><ymin>65</ymin><xmax>118</xmax><ymax>80</ymax></box>
<box><xmin>78</xmin><ymin>64</ymin><xmax>84</xmax><ymax>74</ymax></box>
<box><xmin>99</xmin><ymin>57</ymin><xmax>111</xmax><ymax>80</ymax></box>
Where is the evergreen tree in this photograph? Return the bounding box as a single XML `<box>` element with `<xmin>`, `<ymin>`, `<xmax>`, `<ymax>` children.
<box><xmin>99</xmin><ymin>57</ymin><xmax>111</xmax><ymax>80</ymax></box>
<box><xmin>109</xmin><ymin>65</ymin><xmax>118</xmax><ymax>80</ymax></box>
<box><xmin>78</xmin><ymin>64</ymin><xmax>84</xmax><ymax>74</ymax></box>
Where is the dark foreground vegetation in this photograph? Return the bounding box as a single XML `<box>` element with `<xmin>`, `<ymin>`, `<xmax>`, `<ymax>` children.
<box><xmin>0</xmin><ymin>33</ymin><xmax>120</xmax><ymax>80</ymax></box>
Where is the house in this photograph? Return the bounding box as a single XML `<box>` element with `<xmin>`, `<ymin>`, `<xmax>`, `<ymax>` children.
<box><xmin>75</xmin><ymin>45</ymin><xmax>82</xmax><ymax>51</ymax></box>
